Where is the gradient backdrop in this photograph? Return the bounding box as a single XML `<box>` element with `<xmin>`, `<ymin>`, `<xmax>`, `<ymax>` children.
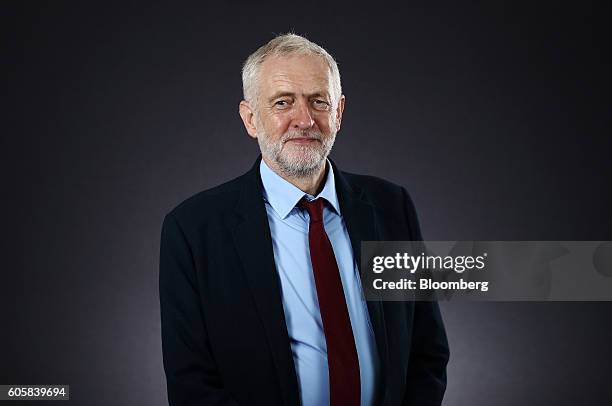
<box><xmin>2</xmin><ymin>2</ymin><xmax>611</xmax><ymax>405</ymax></box>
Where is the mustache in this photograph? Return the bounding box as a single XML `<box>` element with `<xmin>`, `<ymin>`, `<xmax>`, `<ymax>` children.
<box><xmin>282</xmin><ymin>130</ymin><xmax>323</xmax><ymax>143</ymax></box>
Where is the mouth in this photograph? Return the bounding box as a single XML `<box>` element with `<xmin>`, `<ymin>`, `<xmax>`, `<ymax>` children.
<box><xmin>285</xmin><ymin>137</ymin><xmax>320</xmax><ymax>145</ymax></box>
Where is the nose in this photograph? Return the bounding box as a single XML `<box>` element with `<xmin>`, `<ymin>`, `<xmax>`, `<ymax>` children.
<box><xmin>291</xmin><ymin>100</ymin><xmax>315</xmax><ymax>130</ymax></box>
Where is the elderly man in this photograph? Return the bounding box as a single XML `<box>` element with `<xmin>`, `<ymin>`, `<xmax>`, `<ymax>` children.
<box><xmin>160</xmin><ymin>34</ymin><xmax>449</xmax><ymax>406</ymax></box>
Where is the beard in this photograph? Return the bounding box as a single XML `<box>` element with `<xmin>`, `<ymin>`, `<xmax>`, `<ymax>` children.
<box><xmin>256</xmin><ymin>124</ymin><xmax>337</xmax><ymax>179</ymax></box>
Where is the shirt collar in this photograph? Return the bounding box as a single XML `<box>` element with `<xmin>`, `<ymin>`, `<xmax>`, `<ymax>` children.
<box><xmin>260</xmin><ymin>158</ymin><xmax>341</xmax><ymax>219</ymax></box>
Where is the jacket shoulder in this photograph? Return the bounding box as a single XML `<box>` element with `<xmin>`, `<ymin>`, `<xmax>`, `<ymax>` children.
<box><xmin>340</xmin><ymin>170</ymin><xmax>409</xmax><ymax>202</ymax></box>
<box><xmin>339</xmin><ymin>169</ymin><xmax>422</xmax><ymax>240</ymax></box>
<box><xmin>165</xmin><ymin>172</ymin><xmax>248</xmax><ymax>227</ymax></box>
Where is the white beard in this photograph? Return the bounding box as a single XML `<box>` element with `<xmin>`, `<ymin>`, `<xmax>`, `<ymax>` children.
<box><xmin>256</xmin><ymin>124</ymin><xmax>336</xmax><ymax>179</ymax></box>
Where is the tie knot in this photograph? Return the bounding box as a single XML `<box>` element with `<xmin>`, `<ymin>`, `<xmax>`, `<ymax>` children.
<box><xmin>298</xmin><ymin>198</ymin><xmax>324</xmax><ymax>223</ymax></box>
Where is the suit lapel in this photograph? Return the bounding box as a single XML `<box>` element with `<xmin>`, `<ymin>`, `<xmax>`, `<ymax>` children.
<box><xmin>332</xmin><ymin>160</ymin><xmax>390</xmax><ymax>403</ymax></box>
<box><xmin>230</xmin><ymin>157</ymin><xmax>390</xmax><ymax>405</ymax></box>
<box><xmin>231</xmin><ymin>158</ymin><xmax>300</xmax><ymax>406</ymax></box>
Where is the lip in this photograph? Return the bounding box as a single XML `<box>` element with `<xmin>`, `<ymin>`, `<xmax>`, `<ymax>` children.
<box><xmin>286</xmin><ymin>138</ymin><xmax>319</xmax><ymax>144</ymax></box>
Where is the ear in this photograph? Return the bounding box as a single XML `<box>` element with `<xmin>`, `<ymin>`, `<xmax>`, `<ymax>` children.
<box><xmin>239</xmin><ymin>100</ymin><xmax>258</xmax><ymax>139</ymax></box>
<box><xmin>334</xmin><ymin>95</ymin><xmax>346</xmax><ymax>132</ymax></box>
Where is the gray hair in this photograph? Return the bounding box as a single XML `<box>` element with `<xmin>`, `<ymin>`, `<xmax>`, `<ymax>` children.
<box><xmin>241</xmin><ymin>33</ymin><xmax>342</xmax><ymax>111</ymax></box>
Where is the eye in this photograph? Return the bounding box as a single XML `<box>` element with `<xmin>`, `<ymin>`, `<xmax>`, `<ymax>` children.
<box><xmin>274</xmin><ymin>99</ymin><xmax>291</xmax><ymax>109</ymax></box>
<box><xmin>312</xmin><ymin>99</ymin><xmax>330</xmax><ymax>111</ymax></box>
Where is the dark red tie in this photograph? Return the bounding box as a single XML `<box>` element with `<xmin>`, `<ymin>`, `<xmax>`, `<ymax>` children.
<box><xmin>299</xmin><ymin>198</ymin><xmax>360</xmax><ymax>406</ymax></box>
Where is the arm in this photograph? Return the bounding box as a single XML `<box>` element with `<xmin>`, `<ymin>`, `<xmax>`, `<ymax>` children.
<box><xmin>159</xmin><ymin>213</ymin><xmax>238</xmax><ymax>406</ymax></box>
<box><xmin>400</xmin><ymin>187</ymin><xmax>450</xmax><ymax>405</ymax></box>
<box><xmin>403</xmin><ymin>301</ymin><xmax>450</xmax><ymax>406</ymax></box>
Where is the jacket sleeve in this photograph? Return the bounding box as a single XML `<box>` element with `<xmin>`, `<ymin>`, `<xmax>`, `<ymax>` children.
<box><xmin>400</xmin><ymin>188</ymin><xmax>450</xmax><ymax>406</ymax></box>
<box><xmin>159</xmin><ymin>213</ymin><xmax>238</xmax><ymax>406</ymax></box>
<box><xmin>403</xmin><ymin>301</ymin><xmax>449</xmax><ymax>405</ymax></box>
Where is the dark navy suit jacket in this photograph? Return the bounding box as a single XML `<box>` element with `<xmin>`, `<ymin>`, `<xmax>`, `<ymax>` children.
<box><xmin>160</xmin><ymin>157</ymin><xmax>449</xmax><ymax>405</ymax></box>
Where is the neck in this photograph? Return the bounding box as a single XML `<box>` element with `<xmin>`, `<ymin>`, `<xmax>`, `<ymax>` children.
<box><xmin>263</xmin><ymin>158</ymin><xmax>328</xmax><ymax>196</ymax></box>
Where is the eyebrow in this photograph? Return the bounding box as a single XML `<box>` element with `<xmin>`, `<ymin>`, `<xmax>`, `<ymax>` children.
<box><xmin>267</xmin><ymin>91</ymin><xmax>329</xmax><ymax>103</ymax></box>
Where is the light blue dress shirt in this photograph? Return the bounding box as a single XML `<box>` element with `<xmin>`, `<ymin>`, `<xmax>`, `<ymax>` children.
<box><xmin>260</xmin><ymin>159</ymin><xmax>379</xmax><ymax>406</ymax></box>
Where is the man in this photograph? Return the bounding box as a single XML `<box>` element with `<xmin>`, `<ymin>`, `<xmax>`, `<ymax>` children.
<box><xmin>160</xmin><ymin>34</ymin><xmax>449</xmax><ymax>406</ymax></box>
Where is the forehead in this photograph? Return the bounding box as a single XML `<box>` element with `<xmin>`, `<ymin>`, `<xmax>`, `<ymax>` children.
<box><xmin>258</xmin><ymin>53</ymin><xmax>332</xmax><ymax>95</ymax></box>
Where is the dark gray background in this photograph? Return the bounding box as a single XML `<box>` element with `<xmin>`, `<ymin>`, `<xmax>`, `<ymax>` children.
<box><xmin>2</xmin><ymin>2</ymin><xmax>611</xmax><ymax>405</ymax></box>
